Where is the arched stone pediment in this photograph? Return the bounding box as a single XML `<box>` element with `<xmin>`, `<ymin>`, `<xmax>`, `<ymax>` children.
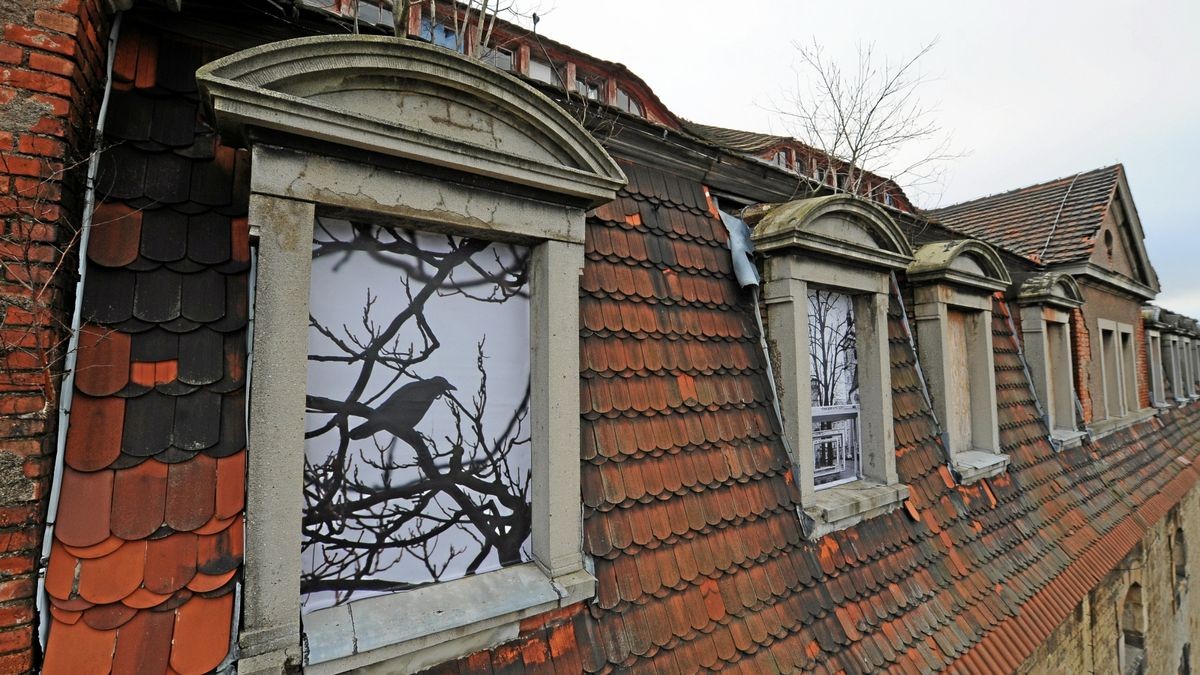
<box><xmin>908</xmin><ymin>239</ymin><xmax>1012</xmax><ymax>292</ymax></box>
<box><xmin>1016</xmin><ymin>272</ymin><xmax>1084</xmax><ymax>309</ymax></box>
<box><xmin>751</xmin><ymin>195</ymin><xmax>913</xmax><ymax>270</ymax></box>
<box><xmin>197</xmin><ymin>35</ymin><xmax>625</xmax><ymax>206</ymax></box>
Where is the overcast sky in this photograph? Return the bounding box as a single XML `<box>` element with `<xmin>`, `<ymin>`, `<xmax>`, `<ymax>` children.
<box><xmin>532</xmin><ymin>0</ymin><xmax>1200</xmax><ymax>315</ymax></box>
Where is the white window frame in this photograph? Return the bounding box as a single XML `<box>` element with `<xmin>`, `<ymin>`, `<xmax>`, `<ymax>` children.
<box><xmin>197</xmin><ymin>36</ymin><xmax>625</xmax><ymax>674</ymax></box>
<box><xmin>752</xmin><ymin>195</ymin><xmax>913</xmax><ymax>539</ymax></box>
<box><xmin>908</xmin><ymin>240</ymin><xmax>1011</xmax><ymax>483</ymax></box>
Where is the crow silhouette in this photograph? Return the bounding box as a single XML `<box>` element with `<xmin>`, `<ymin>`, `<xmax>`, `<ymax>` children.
<box><xmin>348</xmin><ymin>376</ymin><xmax>457</xmax><ymax>440</ymax></box>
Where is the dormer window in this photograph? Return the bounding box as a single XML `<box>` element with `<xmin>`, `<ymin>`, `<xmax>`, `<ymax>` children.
<box><xmin>752</xmin><ymin>195</ymin><xmax>913</xmax><ymax>538</ymax></box>
<box><xmin>419</xmin><ymin>18</ymin><xmax>463</xmax><ymax>52</ymax></box>
<box><xmin>527</xmin><ymin>57</ymin><xmax>562</xmax><ymax>87</ymax></box>
<box><xmin>481</xmin><ymin>46</ymin><xmax>513</xmax><ymax>71</ymax></box>
<box><xmin>1017</xmin><ymin>273</ymin><xmax>1085</xmax><ymax>442</ymax></box>
<box><xmin>615</xmin><ymin>87</ymin><xmax>643</xmax><ymax>116</ymax></box>
<box><xmin>772</xmin><ymin>149</ymin><xmax>789</xmax><ymax>169</ymax></box>
<box><xmin>908</xmin><ymin>240</ymin><xmax>1012</xmax><ymax>483</ymax></box>
<box><xmin>574</xmin><ymin>76</ymin><xmax>602</xmax><ymax>101</ymax></box>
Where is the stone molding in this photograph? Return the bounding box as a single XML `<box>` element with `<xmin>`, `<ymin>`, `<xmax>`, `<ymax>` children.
<box><xmin>197</xmin><ymin>35</ymin><xmax>626</xmax><ymax>207</ymax></box>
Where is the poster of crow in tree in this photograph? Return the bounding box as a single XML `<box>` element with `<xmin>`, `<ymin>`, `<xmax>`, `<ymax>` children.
<box><xmin>303</xmin><ymin>217</ymin><xmax>532</xmax><ymax>612</ymax></box>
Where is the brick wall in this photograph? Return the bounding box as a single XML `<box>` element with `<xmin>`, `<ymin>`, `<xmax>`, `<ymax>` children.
<box><xmin>1023</xmin><ymin>482</ymin><xmax>1200</xmax><ymax>675</ymax></box>
<box><xmin>1136</xmin><ymin>314</ymin><xmax>1152</xmax><ymax>410</ymax></box>
<box><xmin>0</xmin><ymin>0</ymin><xmax>109</xmax><ymax>670</ymax></box>
<box><xmin>1071</xmin><ymin>306</ymin><xmax>1094</xmax><ymax>424</ymax></box>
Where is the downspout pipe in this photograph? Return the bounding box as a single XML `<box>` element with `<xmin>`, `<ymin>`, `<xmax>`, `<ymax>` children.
<box><xmin>37</xmin><ymin>10</ymin><xmax>124</xmax><ymax>649</ymax></box>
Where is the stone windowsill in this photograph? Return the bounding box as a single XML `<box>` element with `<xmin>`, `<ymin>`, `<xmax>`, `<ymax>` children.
<box><xmin>302</xmin><ymin>562</ymin><xmax>595</xmax><ymax>674</ymax></box>
<box><xmin>1087</xmin><ymin>407</ymin><xmax>1159</xmax><ymax>441</ymax></box>
<box><xmin>1050</xmin><ymin>429</ymin><xmax>1087</xmax><ymax>450</ymax></box>
<box><xmin>951</xmin><ymin>450</ymin><xmax>1010</xmax><ymax>485</ymax></box>
<box><xmin>803</xmin><ymin>480</ymin><xmax>910</xmax><ymax>539</ymax></box>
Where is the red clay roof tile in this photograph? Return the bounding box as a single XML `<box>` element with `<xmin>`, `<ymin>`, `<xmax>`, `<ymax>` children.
<box><xmin>169</xmin><ymin>593</ymin><xmax>234</xmax><ymax>674</ymax></box>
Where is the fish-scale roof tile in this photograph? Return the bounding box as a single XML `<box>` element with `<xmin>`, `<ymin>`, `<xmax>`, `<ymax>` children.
<box><xmin>43</xmin><ymin>28</ymin><xmax>245</xmax><ymax>675</ymax></box>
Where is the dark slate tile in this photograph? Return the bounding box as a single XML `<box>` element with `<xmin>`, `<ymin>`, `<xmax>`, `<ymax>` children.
<box><xmin>109</xmin><ymin>453</ymin><xmax>149</xmax><ymax>470</ymax></box>
<box><xmin>209</xmin><ymin>274</ymin><xmax>248</xmax><ymax>333</ymax></box>
<box><xmin>155</xmin><ymin>42</ymin><xmax>201</xmax><ymax>94</ymax></box>
<box><xmin>114</xmin><ymin>316</ymin><xmax>158</xmax><ymax>334</ymax></box>
<box><xmin>160</xmin><ymin>316</ymin><xmax>203</xmax><ymax>334</ymax></box>
<box><xmin>149</xmin><ymin>97</ymin><xmax>199</xmax><ymax>148</ymax></box>
<box><xmin>122</xmin><ymin>391</ymin><xmax>176</xmax><ymax>457</ymax></box>
<box><xmin>181</xmin><ymin>270</ymin><xmax>226</xmax><ymax>323</ymax></box>
<box><xmin>207</xmin><ymin>391</ymin><xmax>246</xmax><ymax>458</ymax></box>
<box><xmin>141</xmin><ymin>209</ymin><xmax>188</xmax><ymax>262</ymax></box>
<box><xmin>188</xmin><ymin>212</ymin><xmax>232</xmax><ymax>265</ymax></box>
<box><xmin>143</xmin><ymin>151</ymin><xmax>193</xmax><ymax>204</ymax></box>
<box><xmin>105</xmin><ymin>90</ymin><xmax>153</xmax><ymax>142</ymax></box>
<box><xmin>96</xmin><ymin>143</ymin><xmax>148</xmax><ymax>201</ymax></box>
<box><xmin>189</xmin><ymin>148</ymin><xmax>235</xmax><ymax>207</ymax></box>
<box><xmin>156</xmin><ymin>446</ymin><xmax>198</xmax><ymax>464</ymax></box>
<box><xmin>115</xmin><ymin>379</ymin><xmax>153</xmax><ymax>399</ymax></box>
<box><xmin>156</xmin><ymin>380</ymin><xmax>199</xmax><ymax>397</ymax></box>
<box><xmin>209</xmin><ymin>332</ymin><xmax>247</xmax><ymax>394</ymax></box>
<box><xmin>133</xmin><ymin>268</ymin><xmax>182</xmax><ymax>323</ymax></box>
<box><xmin>130</xmin><ymin>328</ymin><xmax>179</xmax><ymax>362</ymax></box>
<box><xmin>81</xmin><ymin>266</ymin><xmax>135</xmax><ymax>324</ymax></box>
<box><xmin>174</xmin><ymin>132</ymin><xmax>216</xmax><ymax>160</ymax></box>
<box><xmin>177</xmin><ymin>328</ymin><xmax>224</xmax><ymax>386</ymax></box>
<box><xmin>165</xmin><ymin>258</ymin><xmax>207</xmax><ymax>274</ymax></box>
<box><xmin>172</xmin><ymin>389</ymin><xmax>222</xmax><ymax>451</ymax></box>
<box><xmin>124</xmin><ymin>256</ymin><xmax>163</xmax><ymax>272</ymax></box>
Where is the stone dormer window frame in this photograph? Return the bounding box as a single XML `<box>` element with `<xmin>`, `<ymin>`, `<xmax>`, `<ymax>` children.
<box><xmin>197</xmin><ymin>36</ymin><xmax>626</xmax><ymax>674</ymax></box>
<box><xmin>1016</xmin><ymin>273</ymin><xmax>1086</xmax><ymax>443</ymax></box>
<box><xmin>907</xmin><ymin>240</ymin><xmax>1012</xmax><ymax>484</ymax></box>
<box><xmin>1095</xmin><ymin>318</ymin><xmax>1140</xmax><ymax>423</ymax></box>
<box><xmin>752</xmin><ymin>195</ymin><xmax>913</xmax><ymax>539</ymax></box>
<box><xmin>1143</xmin><ymin>306</ymin><xmax>1169</xmax><ymax>408</ymax></box>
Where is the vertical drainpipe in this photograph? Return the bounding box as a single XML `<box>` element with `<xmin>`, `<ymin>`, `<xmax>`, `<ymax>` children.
<box><xmin>37</xmin><ymin>11</ymin><xmax>124</xmax><ymax>650</ymax></box>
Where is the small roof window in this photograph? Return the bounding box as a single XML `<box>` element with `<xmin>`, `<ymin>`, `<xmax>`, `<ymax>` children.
<box><xmin>527</xmin><ymin>57</ymin><xmax>562</xmax><ymax>86</ymax></box>
<box><xmin>615</xmin><ymin>87</ymin><xmax>643</xmax><ymax>116</ymax></box>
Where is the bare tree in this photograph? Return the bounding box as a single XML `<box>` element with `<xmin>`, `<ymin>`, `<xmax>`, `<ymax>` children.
<box><xmin>774</xmin><ymin>38</ymin><xmax>956</xmax><ymax>204</ymax></box>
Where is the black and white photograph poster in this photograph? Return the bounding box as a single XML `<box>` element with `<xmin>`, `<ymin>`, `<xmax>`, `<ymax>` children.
<box><xmin>302</xmin><ymin>218</ymin><xmax>533</xmax><ymax>611</ymax></box>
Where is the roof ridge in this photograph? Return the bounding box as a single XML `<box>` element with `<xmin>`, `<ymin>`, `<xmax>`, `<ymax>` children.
<box><xmin>927</xmin><ymin>163</ymin><xmax>1123</xmax><ymax>215</ymax></box>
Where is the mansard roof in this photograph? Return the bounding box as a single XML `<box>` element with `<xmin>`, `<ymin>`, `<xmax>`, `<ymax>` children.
<box><xmin>40</xmin><ymin>13</ymin><xmax>1200</xmax><ymax>675</ymax></box>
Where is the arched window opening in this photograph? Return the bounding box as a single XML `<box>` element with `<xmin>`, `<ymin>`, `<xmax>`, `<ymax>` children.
<box><xmin>1105</xmin><ymin>229</ymin><xmax>1115</xmax><ymax>265</ymax></box>
<box><xmin>1175</xmin><ymin>527</ymin><xmax>1188</xmax><ymax>607</ymax></box>
<box><xmin>1121</xmin><ymin>583</ymin><xmax>1147</xmax><ymax>675</ymax></box>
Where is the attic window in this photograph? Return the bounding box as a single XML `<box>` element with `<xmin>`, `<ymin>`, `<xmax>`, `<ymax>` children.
<box><xmin>909</xmin><ymin>240</ymin><xmax>1011</xmax><ymax>483</ymax></box>
<box><xmin>615</xmin><ymin>87</ymin><xmax>643</xmax><ymax>116</ymax></box>
<box><xmin>752</xmin><ymin>195</ymin><xmax>913</xmax><ymax>538</ymax></box>
<box><xmin>808</xmin><ymin>288</ymin><xmax>860</xmax><ymax>488</ymax></box>
<box><xmin>527</xmin><ymin>57</ymin><xmax>562</xmax><ymax>86</ymax></box>
<box><xmin>574</xmin><ymin>76</ymin><xmax>602</xmax><ymax>101</ymax></box>
<box><xmin>196</xmin><ymin>36</ymin><xmax>627</xmax><ymax>671</ymax></box>
<box><xmin>419</xmin><ymin>18</ymin><xmax>463</xmax><ymax>53</ymax></box>
<box><xmin>1017</xmin><ymin>273</ymin><xmax>1084</xmax><ymax>441</ymax></box>
<box><xmin>303</xmin><ymin>220</ymin><xmax>533</xmax><ymax>611</ymax></box>
<box><xmin>1096</xmin><ymin>319</ymin><xmax>1137</xmax><ymax>419</ymax></box>
<box><xmin>481</xmin><ymin>46</ymin><xmax>514</xmax><ymax>71</ymax></box>
<box><xmin>773</xmin><ymin>149</ymin><xmax>789</xmax><ymax>169</ymax></box>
